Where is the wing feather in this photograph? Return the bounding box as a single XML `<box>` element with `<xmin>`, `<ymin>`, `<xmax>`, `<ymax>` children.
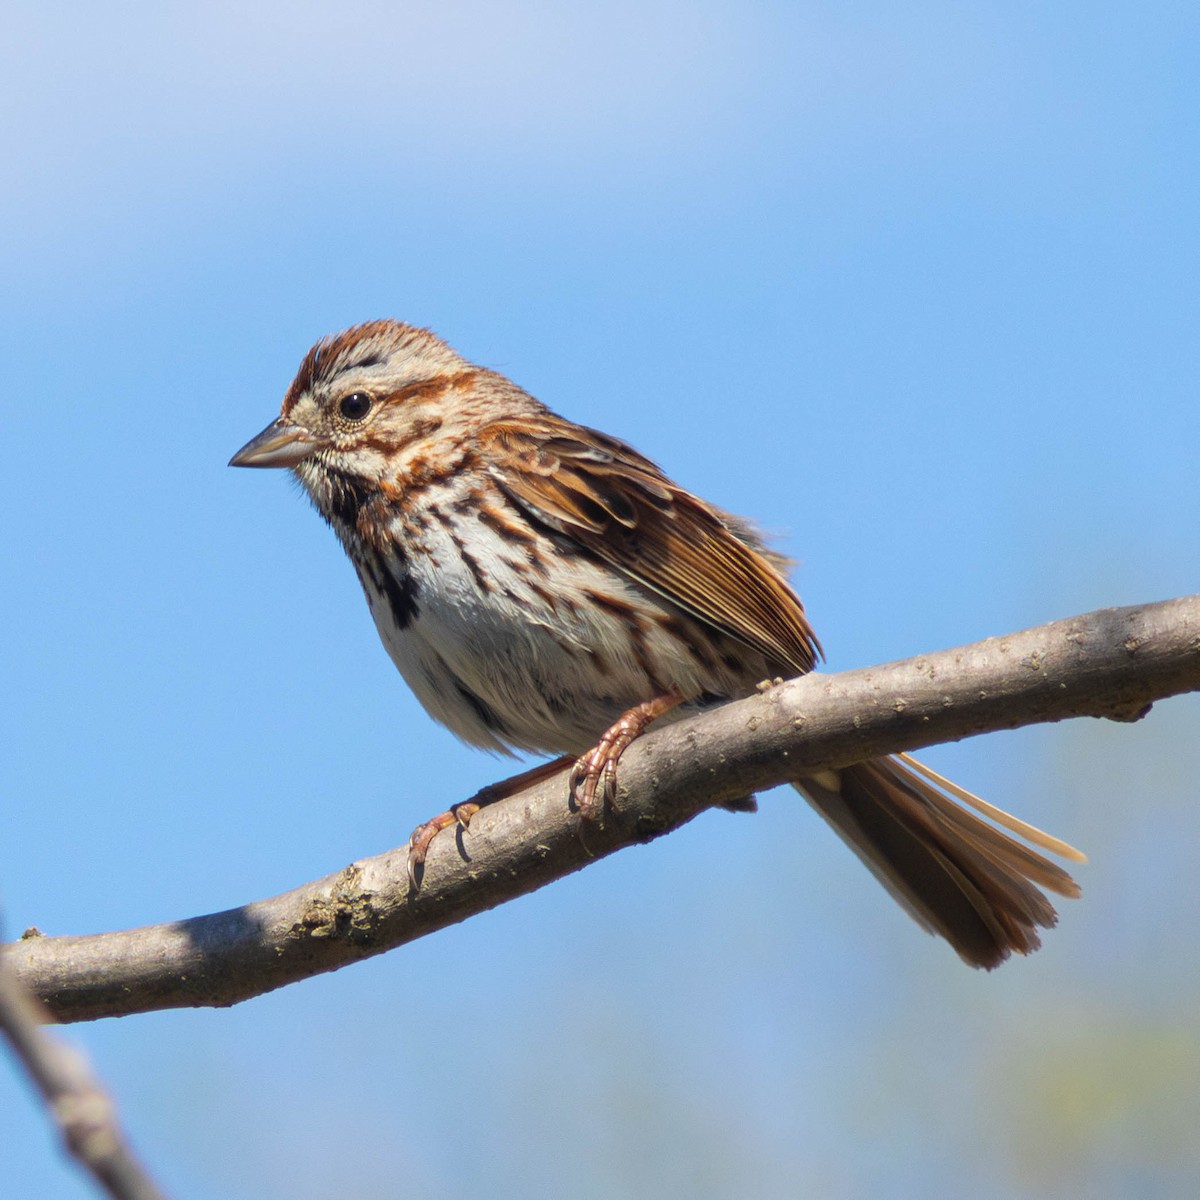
<box><xmin>479</xmin><ymin>416</ymin><xmax>821</xmax><ymax>674</ymax></box>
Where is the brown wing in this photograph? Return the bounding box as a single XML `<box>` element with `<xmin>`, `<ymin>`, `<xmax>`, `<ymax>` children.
<box><xmin>477</xmin><ymin>415</ymin><xmax>822</xmax><ymax>675</ymax></box>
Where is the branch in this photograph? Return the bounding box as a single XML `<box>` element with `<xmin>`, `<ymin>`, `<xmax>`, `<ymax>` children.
<box><xmin>0</xmin><ymin>942</ymin><xmax>167</xmax><ymax>1198</ymax></box>
<box><xmin>6</xmin><ymin>596</ymin><xmax>1199</xmax><ymax>1023</ymax></box>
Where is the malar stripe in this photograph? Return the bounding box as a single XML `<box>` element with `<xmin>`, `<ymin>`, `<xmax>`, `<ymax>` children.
<box><xmin>323</xmin><ymin>470</ymin><xmax>374</xmax><ymax>529</ymax></box>
<box><xmin>363</xmin><ymin>545</ymin><xmax>419</xmax><ymax>630</ymax></box>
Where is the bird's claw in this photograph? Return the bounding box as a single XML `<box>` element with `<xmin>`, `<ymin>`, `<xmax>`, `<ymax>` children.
<box><xmin>406</xmin><ymin>801</ymin><xmax>480</xmax><ymax>889</ymax></box>
<box><xmin>568</xmin><ymin>689</ymin><xmax>685</xmax><ymax>822</ymax></box>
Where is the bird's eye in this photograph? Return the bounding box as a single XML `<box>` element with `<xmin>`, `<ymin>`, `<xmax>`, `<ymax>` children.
<box><xmin>338</xmin><ymin>392</ymin><xmax>373</xmax><ymax>422</ymax></box>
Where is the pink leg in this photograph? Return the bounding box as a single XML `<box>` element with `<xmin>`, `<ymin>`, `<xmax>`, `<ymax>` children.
<box><xmin>407</xmin><ymin>755</ymin><xmax>575</xmax><ymax>887</ymax></box>
<box><xmin>568</xmin><ymin>689</ymin><xmax>685</xmax><ymax>819</ymax></box>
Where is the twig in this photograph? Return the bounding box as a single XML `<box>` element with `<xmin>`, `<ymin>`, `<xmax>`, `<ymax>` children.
<box><xmin>0</xmin><ymin>940</ymin><xmax>167</xmax><ymax>1199</ymax></box>
<box><xmin>5</xmin><ymin>595</ymin><xmax>1199</xmax><ymax>1023</ymax></box>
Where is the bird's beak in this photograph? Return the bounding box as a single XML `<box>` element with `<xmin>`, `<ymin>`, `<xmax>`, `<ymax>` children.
<box><xmin>229</xmin><ymin>419</ymin><xmax>322</xmax><ymax>469</ymax></box>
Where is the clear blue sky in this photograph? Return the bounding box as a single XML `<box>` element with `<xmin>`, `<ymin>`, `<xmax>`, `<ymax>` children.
<box><xmin>3</xmin><ymin>5</ymin><xmax>1198</xmax><ymax>1197</ymax></box>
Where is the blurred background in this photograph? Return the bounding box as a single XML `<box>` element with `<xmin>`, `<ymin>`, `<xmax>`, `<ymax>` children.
<box><xmin>2</xmin><ymin>3</ymin><xmax>1198</xmax><ymax>1197</ymax></box>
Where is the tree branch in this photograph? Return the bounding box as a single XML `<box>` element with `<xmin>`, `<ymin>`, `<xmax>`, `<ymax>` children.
<box><xmin>0</xmin><ymin>944</ymin><xmax>167</xmax><ymax>1198</ymax></box>
<box><xmin>6</xmin><ymin>596</ymin><xmax>1199</xmax><ymax>1024</ymax></box>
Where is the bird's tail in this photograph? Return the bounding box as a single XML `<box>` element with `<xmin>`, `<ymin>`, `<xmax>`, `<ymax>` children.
<box><xmin>794</xmin><ymin>753</ymin><xmax>1084</xmax><ymax>969</ymax></box>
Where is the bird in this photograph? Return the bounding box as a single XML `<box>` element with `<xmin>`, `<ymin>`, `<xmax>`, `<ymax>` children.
<box><xmin>230</xmin><ymin>319</ymin><xmax>1083</xmax><ymax>968</ymax></box>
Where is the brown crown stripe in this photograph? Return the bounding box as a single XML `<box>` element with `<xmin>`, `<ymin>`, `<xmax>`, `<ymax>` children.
<box><xmin>283</xmin><ymin>321</ymin><xmax>453</xmax><ymax>409</ymax></box>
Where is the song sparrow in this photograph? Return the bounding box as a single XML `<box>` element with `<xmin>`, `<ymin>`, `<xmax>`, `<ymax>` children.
<box><xmin>231</xmin><ymin>319</ymin><xmax>1083</xmax><ymax>968</ymax></box>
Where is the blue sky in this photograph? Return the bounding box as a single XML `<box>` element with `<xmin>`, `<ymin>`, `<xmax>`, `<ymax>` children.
<box><xmin>3</xmin><ymin>5</ymin><xmax>1199</xmax><ymax>1197</ymax></box>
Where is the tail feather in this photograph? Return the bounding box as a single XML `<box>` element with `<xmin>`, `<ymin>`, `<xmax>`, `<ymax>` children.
<box><xmin>795</xmin><ymin>756</ymin><xmax>1083</xmax><ymax>969</ymax></box>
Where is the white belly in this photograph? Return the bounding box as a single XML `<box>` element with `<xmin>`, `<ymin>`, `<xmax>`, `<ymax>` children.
<box><xmin>350</xmin><ymin>490</ymin><xmax>762</xmax><ymax>754</ymax></box>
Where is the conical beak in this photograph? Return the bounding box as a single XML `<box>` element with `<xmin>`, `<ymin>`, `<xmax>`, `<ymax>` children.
<box><xmin>229</xmin><ymin>419</ymin><xmax>322</xmax><ymax>469</ymax></box>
